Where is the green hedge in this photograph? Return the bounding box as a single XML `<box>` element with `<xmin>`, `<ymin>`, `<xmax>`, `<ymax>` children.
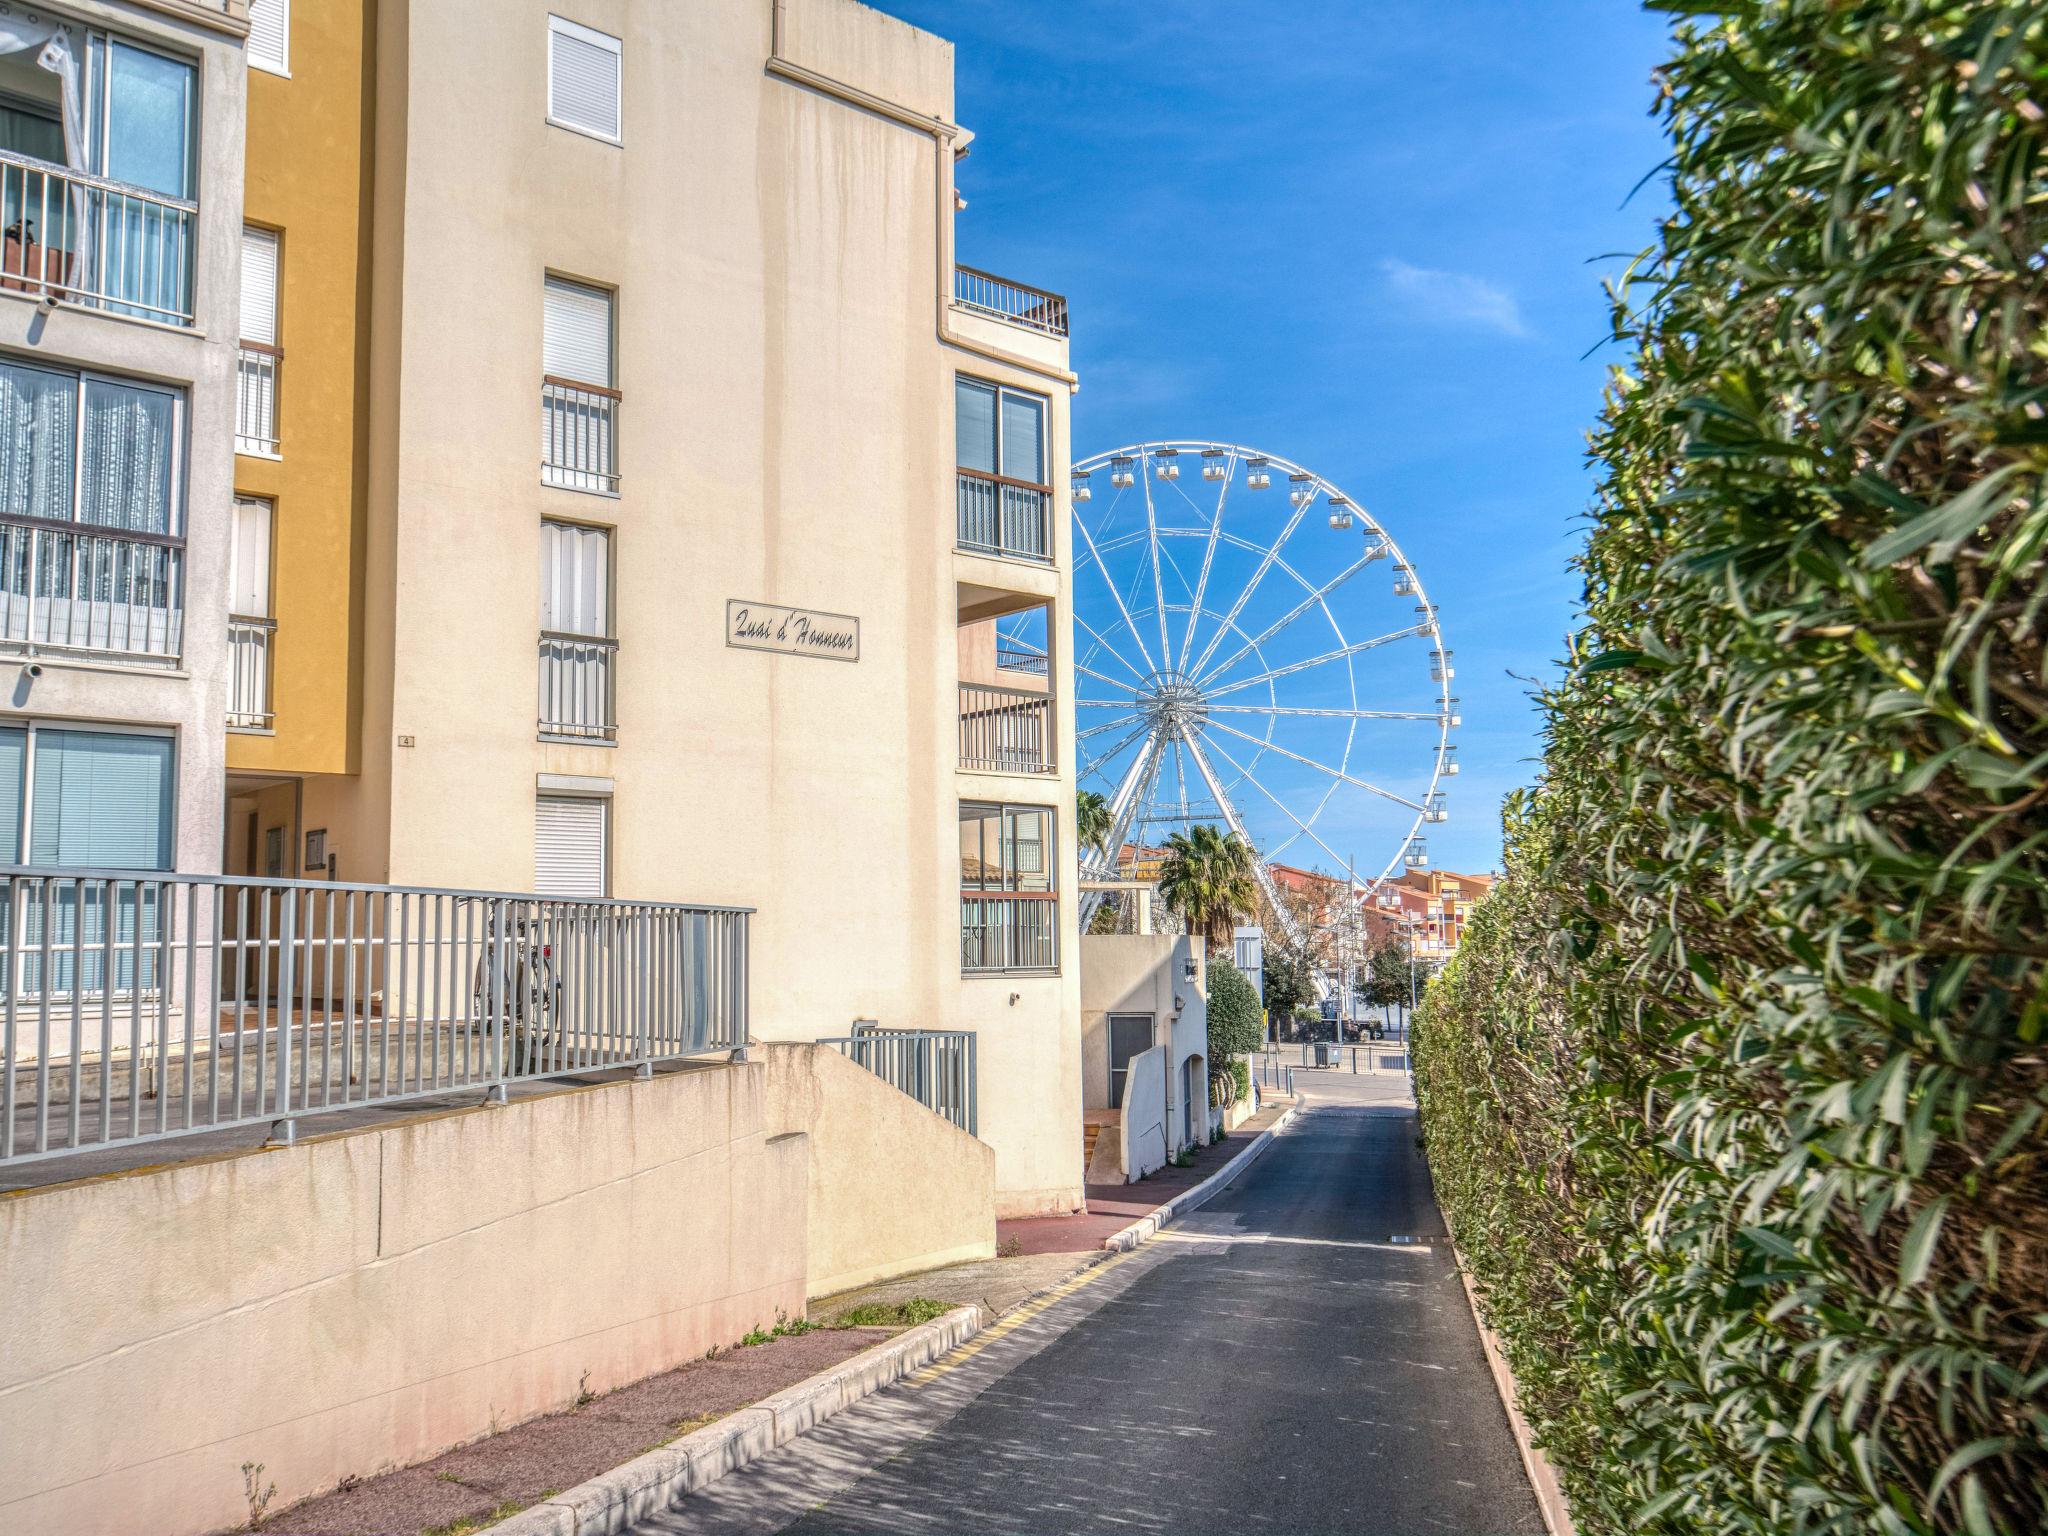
<box><xmin>1412</xmin><ymin>5</ymin><xmax>2047</xmax><ymax>1535</ymax></box>
<box><xmin>1206</xmin><ymin>958</ymin><xmax>1264</xmax><ymax>1061</ymax></box>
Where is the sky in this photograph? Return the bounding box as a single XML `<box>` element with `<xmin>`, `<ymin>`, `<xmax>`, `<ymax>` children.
<box><xmin>872</xmin><ymin>0</ymin><xmax>1675</xmax><ymax>875</ymax></box>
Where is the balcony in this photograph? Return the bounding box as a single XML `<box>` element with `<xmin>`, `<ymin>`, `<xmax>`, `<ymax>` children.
<box><xmin>0</xmin><ymin>152</ymin><xmax>195</xmax><ymax>327</ymax></box>
<box><xmin>958</xmin><ymin>682</ymin><xmax>1053</xmax><ymax>774</ymax></box>
<box><xmin>961</xmin><ymin>893</ymin><xmax>1058</xmax><ymax>974</ymax></box>
<box><xmin>539</xmin><ymin>631</ymin><xmax>617</xmax><ymax>742</ymax></box>
<box><xmin>542</xmin><ymin>377</ymin><xmax>620</xmax><ymax>494</ymax></box>
<box><xmin>227</xmin><ymin>615</ymin><xmax>274</xmax><ymax>730</ymax></box>
<box><xmin>957</xmin><ymin>468</ymin><xmax>1051</xmax><ymax>563</ymax></box>
<box><xmin>953</xmin><ymin>265</ymin><xmax>1068</xmax><ymax>339</ymax></box>
<box><xmin>0</xmin><ymin>517</ymin><xmax>183</xmax><ymax>661</ymax></box>
<box><xmin>236</xmin><ymin>344</ymin><xmax>280</xmax><ymax>456</ymax></box>
<box><xmin>996</xmin><ymin>645</ymin><xmax>1048</xmax><ymax>676</ymax></box>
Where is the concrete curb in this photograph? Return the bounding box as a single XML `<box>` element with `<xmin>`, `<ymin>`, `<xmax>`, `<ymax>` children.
<box><xmin>484</xmin><ymin>1306</ymin><xmax>981</xmax><ymax>1536</ymax></box>
<box><xmin>1101</xmin><ymin>1100</ymin><xmax>1300</xmax><ymax>1253</ymax></box>
<box><xmin>1454</xmin><ymin>1255</ymin><xmax>1577</xmax><ymax>1536</ymax></box>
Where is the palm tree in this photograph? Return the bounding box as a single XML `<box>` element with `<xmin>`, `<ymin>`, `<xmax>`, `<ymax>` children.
<box><xmin>1075</xmin><ymin>789</ymin><xmax>1112</xmax><ymax>856</ymax></box>
<box><xmin>1157</xmin><ymin>824</ymin><xmax>1260</xmax><ymax>957</ymax></box>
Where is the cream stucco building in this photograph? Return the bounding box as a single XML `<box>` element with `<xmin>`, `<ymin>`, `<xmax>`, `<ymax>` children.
<box><xmin>225</xmin><ymin>0</ymin><xmax>1085</xmax><ymax>1217</ymax></box>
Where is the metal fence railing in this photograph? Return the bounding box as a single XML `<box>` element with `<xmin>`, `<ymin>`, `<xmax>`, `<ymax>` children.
<box><xmin>994</xmin><ymin>646</ymin><xmax>1048</xmax><ymax>676</ymax></box>
<box><xmin>542</xmin><ymin>377</ymin><xmax>620</xmax><ymax>493</ymax></box>
<box><xmin>0</xmin><ymin>150</ymin><xmax>196</xmax><ymax>326</ymax></box>
<box><xmin>960</xmin><ymin>892</ymin><xmax>1057</xmax><ymax>974</ymax></box>
<box><xmin>227</xmin><ymin>615</ymin><xmax>274</xmax><ymax>730</ymax></box>
<box><xmin>821</xmin><ymin>1024</ymin><xmax>976</xmax><ymax>1135</ymax></box>
<box><xmin>539</xmin><ymin>632</ymin><xmax>617</xmax><ymax>741</ymax></box>
<box><xmin>0</xmin><ymin>516</ymin><xmax>184</xmax><ymax>661</ymax></box>
<box><xmin>956</xmin><ymin>469</ymin><xmax>1052</xmax><ymax>563</ymax></box>
<box><xmin>236</xmin><ymin>343</ymin><xmax>281</xmax><ymax>455</ymax></box>
<box><xmin>958</xmin><ymin>681</ymin><xmax>1054</xmax><ymax>774</ymax></box>
<box><xmin>0</xmin><ymin>870</ymin><xmax>751</xmax><ymax>1167</ymax></box>
<box><xmin>952</xmin><ymin>265</ymin><xmax>1068</xmax><ymax>338</ymax></box>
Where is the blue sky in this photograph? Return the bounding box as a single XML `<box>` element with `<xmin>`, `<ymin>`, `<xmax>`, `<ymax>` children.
<box><xmin>874</xmin><ymin>1</ymin><xmax>1673</xmax><ymax>875</ymax></box>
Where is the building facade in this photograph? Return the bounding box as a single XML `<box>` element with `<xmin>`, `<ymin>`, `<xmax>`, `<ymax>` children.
<box><xmin>227</xmin><ymin>0</ymin><xmax>1084</xmax><ymax>1217</ymax></box>
<box><xmin>0</xmin><ymin>0</ymin><xmax>247</xmax><ymax>885</ymax></box>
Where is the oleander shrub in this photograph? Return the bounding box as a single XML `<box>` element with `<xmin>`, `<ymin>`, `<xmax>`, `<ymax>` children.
<box><xmin>1411</xmin><ymin>4</ymin><xmax>2048</xmax><ymax>1534</ymax></box>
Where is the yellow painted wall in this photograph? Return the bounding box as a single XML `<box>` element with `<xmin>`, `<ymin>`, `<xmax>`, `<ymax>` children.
<box><xmin>227</xmin><ymin>0</ymin><xmax>375</xmax><ymax>780</ymax></box>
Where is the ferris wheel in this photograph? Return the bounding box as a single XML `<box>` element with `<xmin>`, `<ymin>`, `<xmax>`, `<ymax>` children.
<box><xmin>1046</xmin><ymin>440</ymin><xmax>1458</xmax><ymax>938</ymax></box>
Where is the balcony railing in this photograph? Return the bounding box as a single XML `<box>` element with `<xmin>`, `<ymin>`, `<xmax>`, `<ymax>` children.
<box><xmin>236</xmin><ymin>343</ymin><xmax>280</xmax><ymax>455</ymax></box>
<box><xmin>957</xmin><ymin>469</ymin><xmax>1051</xmax><ymax>563</ymax></box>
<box><xmin>995</xmin><ymin>646</ymin><xmax>1048</xmax><ymax>676</ymax></box>
<box><xmin>958</xmin><ymin>682</ymin><xmax>1054</xmax><ymax>774</ymax></box>
<box><xmin>0</xmin><ymin>515</ymin><xmax>183</xmax><ymax>661</ymax></box>
<box><xmin>227</xmin><ymin>615</ymin><xmax>274</xmax><ymax>731</ymax></box>
<box><xmin>539</xmin><ymin>632</ymin><xmax>617</xmax><ymax>741</ymax></box>
<box><xmin>953</xmin><ymin>265</ymin><xmax>1068</xmax><ymax>338</ymax></box>
<box><xmin>820</xmin><ymin>1026</ymin><xmax>977</xmax><ymax>1135</ymax></box>
<box><xmin>961</xmin><ymin>892</ymin><xmax>1058</xmax><ymax>974</ymax></box>
<box><xmin>542</xmin><ymin>377</ymin><xmax>620</xmax><ymax>494</ymax></box>
<box><xmin>0</xmin><ymin>151</ymin><xmax>196</xmax><ymax>326</ymax></box>
<box><xmin>0</xmin><ymin>869</ymin><xmax>752</xmax><ymax>1166</ymax></box>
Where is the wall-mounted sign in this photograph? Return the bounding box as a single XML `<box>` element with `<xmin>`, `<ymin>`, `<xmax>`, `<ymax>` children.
<box><xmin>726</xmin><ymin>600</ymin><xmax>860</xmax><ymax>663</ymax></box>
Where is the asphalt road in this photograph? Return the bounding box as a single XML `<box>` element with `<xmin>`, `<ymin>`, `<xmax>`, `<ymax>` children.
<box><xmin>634</xmin><ymin>1070</ymin><xmax>1545</xmax><ymax>1536</ymax></box>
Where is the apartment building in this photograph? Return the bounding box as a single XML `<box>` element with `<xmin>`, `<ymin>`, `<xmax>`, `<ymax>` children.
<box><xmin>1373</xmin><ymin>866</ymin><xmax>1495</xmax><ymax>967</ymax></box>
<box><xmin>0</xmin><ymin>0</ymin><xmax>246</xmax><ymax>883</ymax></box>
<box><xmin>225</xmin><ymin>0</ymin><xmax>1085</xmax><ymax>1217</ymax></box>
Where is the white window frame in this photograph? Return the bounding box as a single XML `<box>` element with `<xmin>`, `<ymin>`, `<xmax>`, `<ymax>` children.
<box><xmin>248</xmin><ymin>0</ymin><xmax>291</xmax><ymax>78</ymax></box>
<box><xmin>547</xmin><ymin>15</ymin><xmax>623</xmax><ymax>146</ymax></box>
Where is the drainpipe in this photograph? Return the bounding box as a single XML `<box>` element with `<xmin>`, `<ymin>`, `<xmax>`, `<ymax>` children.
<box><xmin>765</xmin><ymin>0</ymin><xmax>1079</xmax><ymax>393</ymax></box>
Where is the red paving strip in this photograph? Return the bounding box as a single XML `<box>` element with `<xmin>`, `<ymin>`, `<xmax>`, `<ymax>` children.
<box><xmin>997</xmin><ymin>1105</ymin><xmax>1290</xmax><ymax>1256</ymax></box>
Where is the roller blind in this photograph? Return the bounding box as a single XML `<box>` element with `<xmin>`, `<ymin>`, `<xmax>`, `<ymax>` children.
<box><xmin>540</xmin><ymin>520</ymin><xmax>610</xmax><ymax>636</ymax></box>
<box><xmin>543</xmin><ymin>276</ymin><xmax>612</xmax><ymax>386</ymax></box>
<box><xmin>548</xmin><ymin>16</ymin><xmax>621</xmax><ymax>142</ymax></box>
<box><xmin>241</xmin><ymin>227</ymin><xmax>278</xmax><ymax>346</ymax></box>
<box><xmin>248</xmin><ymin>0</ymin><xmax>290</xmax><ymax>74</ymax></box>
<box><xmin>1001</xmin><ymin>391</ymin><xmax>1045</xmax><ymax>484</ymax></box>
<box><xmin>955</xmin><ymin>378</ymin><xmax>996</xmax><ymax>474</ymax></box>
<box><xmin>28</xmin><ymin>729</ymin><xmax>174</xmax><ymax>870</ymax></box>
<box><xmin>0</xmin><ymin>725</ymin><xmax>23</xmax><ymax>863</ymax></box>
<box><xmin>535</xmin><ymin>795</ymin><xmax>607</xmax><ymax>898</ymax></box>
<box><xmin>230</xmin><ymin>498</ymin><xmax>272</xmax><ymax>618</ymax></box>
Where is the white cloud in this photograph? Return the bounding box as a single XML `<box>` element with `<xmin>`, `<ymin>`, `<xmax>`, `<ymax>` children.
<box><xmin>1379</xmin><ymin>259</ymin><xmax>1530</xmax><ymax>338</ymax></box>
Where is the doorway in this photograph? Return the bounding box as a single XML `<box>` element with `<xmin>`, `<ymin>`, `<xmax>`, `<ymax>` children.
<box><xmin>1108</xmin><ymin>1013</ymin><xmax>1153</xmax><ymax>1109</ymax></box>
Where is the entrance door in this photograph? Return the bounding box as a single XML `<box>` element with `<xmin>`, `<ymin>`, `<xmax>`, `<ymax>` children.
<box><xmin>1108</xmin><ymin>1013</ymin><xmax>1152</xmax><ymax>1109</ymax></box>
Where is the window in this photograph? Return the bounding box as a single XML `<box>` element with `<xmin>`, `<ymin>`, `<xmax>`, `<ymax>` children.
<box><xmin>547</xmin><ymin>16</ymin><xmax>621</xmax><ymax>143</ymax></box>
<box><xmin>954</xmin><ymin>377</ymin><xmax>1051</xmax><ymax>561</ymax></box>
<box><xmin>539</xmin><ymin>520</ymin><xmax>616</xmax><ymax>740</ymax></box>
<box><xmin>542</xmin><ymin>275</ymin><xmax>619</xmax><ymax>492</ymax></box>
<box><xmin>959</xmin><ymin>801</ymin><xmax>1058</xmax><ymax>973</ymax></box>
<box><xmin>237</xmin><ymin>227</ymin><xmax>281</xmax><ymax>455</ymax></box>
<box><xmin>535</xmin><ymin>793</ymin><xmax>608</xmax><ymax>898</ymax></box>
<box><xmin>248</xmin><ymin>0</ymin><xmax>290</xmax><ymax>76</ymax></box>
<box><xmin>0</xmin><ymin>357</ymin><xmax>185</xmax><ymax>659</ymax></box>
<box><xmin>228</xmin><ymin>497</ymin><xmax>274</xmax><ymax>730</ymax></box>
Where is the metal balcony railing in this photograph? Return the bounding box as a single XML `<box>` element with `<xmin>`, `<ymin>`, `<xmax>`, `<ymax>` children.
<box><xmin>0</xmin><ymin>869</ymin><xmax>752</xmax><ymax>1166</ymax></box>
<box><xmin>952</xmin><ymin>265</ymin><xmax>1068</xmax><ymax>338</ymax></box>
<box><xmin>956</xmin><ymin>469</ymin><xmax>1051</xmax><ymax>563</ymax></box>
<box><xmin>542</xmin><ymin>377</ymin><xmax>620</xmax><ymax>494</ymax></box>
<box><xmin>820</xmin><ymin>1025</ymin><xmax>977</xmax><ymax>1135</ymax></box>
<box><xmin>539</xmin><ymin>632</ymin><xmax>617</xmax><ymax>742</ymax></box>
<box><xmin>0</xmin><ymin>515</ymin><xmax>183</xmax><ymax>661</ymax></box>
<box><xmin>0</xmin><ymin>151</ymin><xmax>196</xmax><ymax>326</ymax></box>
<box><xmin>995</xmin><ymin>646</ymin><xmax>1048</xmax><ymax>675</ymax></box>
<box><xmin>960</xmin><ymin>892</ymin><xmax>1058</xmax><ymax>974</ymax></box>
<box><xmin>227</xmin><ymin>615</ymin><xmax>274</xmax><ymax>731</ymax></box>
<box><xmin>958</xmin><ymin>682</ymin><xmax>1054</xmax><ymax>774</ymax></box>
<box><xmin>236</xmin><ymin>344</ymin><xmax>280</xmax><ymax>455</ymax></box>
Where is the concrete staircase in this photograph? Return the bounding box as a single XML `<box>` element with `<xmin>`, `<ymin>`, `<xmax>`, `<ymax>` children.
<box><xmin>1082</xmin><ymin>1120</ymin><xmax>1104</xmax><ymax>1172</ymax></box>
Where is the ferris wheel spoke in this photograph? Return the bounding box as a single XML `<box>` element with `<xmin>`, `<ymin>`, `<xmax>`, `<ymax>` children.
<box><xmin>1176</xmin><ymin>459</ymin><xmax>1232</xmax><ymax>675</ymax></box>
<box><xmin>1075</xmin><ymin>661</ymin><xmax>1145</xmax><ymax>695</ymax></box>
<box><xmin>1203</xmin><ymin>627</ymin><xmax>1429</xmax><ymax>700</ymax></box>
<box><xmin>1200</xmin><ymin>719</ymin><xmax>1424</xmax><ymax>811</ymax></box>
<box><xmin>1186</xmin><ymin>495</ymin><xmax>1312</xmax><ymax>680</ymax></box>
<box><xmin>1199</xmin><ymin>730</ymin><xmax>1366</xmax><ymax>888</ymax></box>
<box><xmin>1077</xmin><ymin>711</ymin><xmax>1142</xmax><ymax>741</ymax></box>
<box><xmin>1074</xmin><ymin>512</ymin><xmax>1160</xmax><ymax>677</ymax></box>
<box><xmin>1176</xmin><ymin>728</ymin><xmax>1301</xmax><ymax>947</ymax></box>
<box><xmin>1078</xmin><ymin>718</ymin><xmax>1160</xmax><ymax>786</ymax></box>
<box><xmin>1138</xmin><ymin>457</ymin><xmax>1175</xmax><ymax>668</ymax></box>
<box><xmin>1196</xmin><ymin>550</ymin><xmax>1380</xmax><ymax>688</ymax></box>
<box><xmin>1074</xmin><ymin>614</ymin><xmax>1151</xmax><ymax>685</ymax></box>
<box><xmin>1203</xmin><ymin>704</ymin><xmax>1442</xmax><ymax>720</ymax></box>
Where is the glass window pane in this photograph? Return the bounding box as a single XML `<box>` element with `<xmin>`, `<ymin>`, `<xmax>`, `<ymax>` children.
<box><xmin>955</xmin><ymin>378</ymin><xmax>996</xmax><ymax>475</ymax></box>
<box><xmin>958</xmin><ymin>803</ymin><xmax>999</xmax><ymax>890</ymax></box>
<box><xmin>1006</xmin><ymin>807</ymin><xmax>1051</xmax><ymax>892</ymax></box>
<box><xmin>29</xmin><ymin>728</ymin><xmax>173</xmax><ymax>869</ymax></box>
<box><xmin>0</xmin><ymin>724</ymin><xmax>23</xmax><ymax>863</ymax></box>
<box><xmin>0</xmin><ymin>361</ymin><xmax>75</xmax><ymax>523</ymax></box>
<box><xmin>80</xmin><ymin>378</ymin><xmax>177</xmax><ymax>534</ymax></box>
<box><xmin>101</xmin><ymin>41</ymin><xmax>194</xmax><ymax>199</ymax></box>
<box><xmin>999</xmin><ymin>391</ymin><xmax>1044</xmax><ymax>485</ymax></box>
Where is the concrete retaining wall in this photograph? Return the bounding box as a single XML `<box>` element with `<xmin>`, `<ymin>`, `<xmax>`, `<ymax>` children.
<box><xmin>0</xmin><ymin>1063</ymin><xmax>808</xmax><ymax>1536</ymax></box>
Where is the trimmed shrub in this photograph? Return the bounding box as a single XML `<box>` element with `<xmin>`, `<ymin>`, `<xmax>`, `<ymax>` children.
<box><xmin>1413</xmin><ymin>6</ymin><xmax>2048</xmax><ymax>1536</ymax></box>
<box><xmin>1206</xmin><ymin>957</ymin><xmax>1264</xmax><ymax>1061</ymax></box>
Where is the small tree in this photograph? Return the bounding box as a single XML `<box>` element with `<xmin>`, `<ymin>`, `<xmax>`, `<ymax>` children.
<box><xmin>1205</xmin><ymin>957</ymin><xmax>1264</xmax><ymax>1064</ymax></box>
<box><xmin>1260</xmin><ymin>936</ymin><xmax>1317</xmax><ymax>1026</ymax></box>
<box><xmin>1366</xmin><ymin>940</ymin><xmax>1412</xmax><ymax>1033</ymax></box>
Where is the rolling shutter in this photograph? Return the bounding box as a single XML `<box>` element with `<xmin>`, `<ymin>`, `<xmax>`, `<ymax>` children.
<box><xmin>543</xmin><ymin>276</ymin><xmax>612</xmax><ymax>386</ymax></box>
<box><xmin>535</xmin><ymin>795</ymin><xmax>607</xmax><ymax>898</ymax></box>
<box><xmin>28</xmin><ymin>729</ymin><xmax>174</xmax><ymax>870</ymax></box>
<box><xmin>248</xmin><ymin>0</ymin><xmax>289</xmax><ymax>73</ymax></box>
<box><xmin>540</xmin><ymin>520</ymin><xmax>610</xmax><ymax>636</ymax></box>
<box><xmin>548</xmin><ymin>17</ymin><xmax>622</xmax><ymax>142</ymax></box>
<box><xmin>241</xmin><ymin>227</ymin><xmax>278</xmax><ymax>345</ymax></box>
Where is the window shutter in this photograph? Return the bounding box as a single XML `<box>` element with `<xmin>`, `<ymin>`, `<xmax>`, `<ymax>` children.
<box><xmin>535</xmin><ymin>795</ymin><xmax>607</xmax><ymax>898</ymax></box>
<box><xmin>248</xmin><ymin>0</ymin><xmax>290</xmax><ymax>74</ymax></box>
<box><xmin>955</xmin><ymin>378</ymin><xmax>997</xmax><ymax>473</ymax></box>
<box><xmin>548</xmin><ymin>17</ymin><xmax>621</xmax><ymax>141</ymax></box>
<box><xmin>1000</xmin><ymin>391</ymin><xmax>1045</xmax><ymax>484</ymax></box>
<box><xmin>28</xmin><ymin>729</ymin><xmax>174</xmax><ymax>870</ymax></box>
<box><xmin>231</xmin><ymin>498</ymin><xmax>273</xmax><ymax>618</ymax></box>
<box><xmin>241</xmin><ymin>227</ymin><xmax>278</xmax><ymax>346</ymax></box>
<box><xmin>542</xmin><ymin>276</ymin><xmax>612</xmax><ymax>386</ymax></box>
<box><xmin>540</xmin><ymin>520</ymin><xmax>610</xmax><ymax>636</ymax></box>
